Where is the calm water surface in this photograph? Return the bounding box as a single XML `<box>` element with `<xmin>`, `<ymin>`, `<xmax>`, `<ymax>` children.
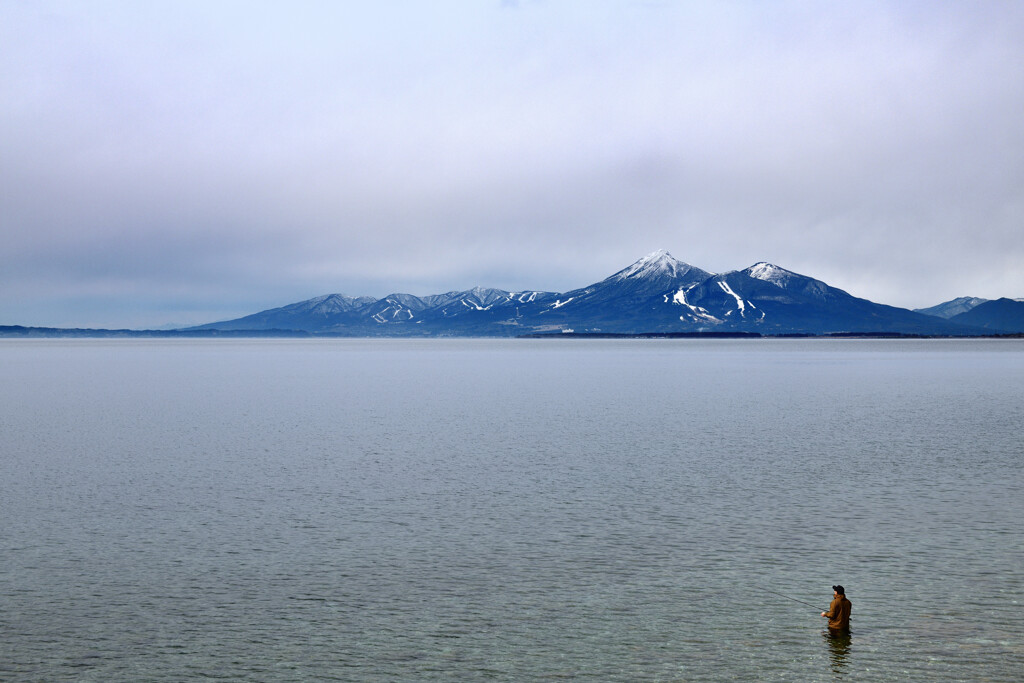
<box><xmin>1</xmin><ymin>338</ymin><xmax>1022</xmax><ymax>681</ymax></box>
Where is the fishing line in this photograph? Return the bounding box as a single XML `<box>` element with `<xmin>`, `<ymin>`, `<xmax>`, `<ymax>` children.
<box><xmin>762</xmin><ymin>588</ymin><xmax>824</xmax><ymax>611</ymax></box>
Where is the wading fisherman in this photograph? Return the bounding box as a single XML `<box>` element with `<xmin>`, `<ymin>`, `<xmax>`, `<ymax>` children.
<box><xmin>821</xmin><ymin>585</ymin><xmax>851</xmax><ymax>630</ymax></box>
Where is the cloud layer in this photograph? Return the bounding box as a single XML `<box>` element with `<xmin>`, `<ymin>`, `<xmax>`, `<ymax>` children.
<box><xmin>3</xmin><ymin>1</ymin><xmax>1023</xmax><ymax>327</ymax></box>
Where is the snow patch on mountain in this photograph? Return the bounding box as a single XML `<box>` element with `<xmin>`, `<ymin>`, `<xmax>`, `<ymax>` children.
<box><xmin>672</xmin><ymin>287</ymin><xmax>720</xmax><ymax>323</ymax></box>
<box><xmin>718</xmin><ymin>281</ymin><xmax>747</xmax><ymax>315</ymax></box>
<box><xmin>373</xmin><ymin>307</ymin><xmax>414</xmax><ymax>323</ymax></box>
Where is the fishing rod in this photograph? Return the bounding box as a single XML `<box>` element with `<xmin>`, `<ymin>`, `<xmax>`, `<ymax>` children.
<box><xmin>762</xmin><ymin>588</ymin><xmax>825</xmax><ymax>612</ymax></box>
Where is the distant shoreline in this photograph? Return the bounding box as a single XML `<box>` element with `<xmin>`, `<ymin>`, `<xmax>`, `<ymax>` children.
<box><xmin>2</xmin><ymin>325</ymin><xmax>1022</xmax><ymax>340</ymax></box>
<box><xmin>0</xmin><ymin>325</ymin><xmax>312</xmax><ymax>338</ymax></box>
<box><xmin>518</xmin><ymin>331</ymin><xmax>1024</xmax><ymax>339</ymax></box>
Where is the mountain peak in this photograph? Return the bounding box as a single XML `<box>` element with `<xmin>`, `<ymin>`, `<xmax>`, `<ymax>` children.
<box><xmin>742</xmin><ymin>262</ymin><xmax>840</xmax><ymax>299</ymax></box>
<box><xmin>614</xmin><ymin>250</ymin><xmax>702</xmax><ymax>281</ymax></box>
<box><xmin>745</xmin><ymin>262</ymin><xmax>796</xmax><ymax>285</ymax></box>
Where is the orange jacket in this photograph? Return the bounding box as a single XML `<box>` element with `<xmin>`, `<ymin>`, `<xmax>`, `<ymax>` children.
<box><xmin>825</xmin><ymin>594</ymin><xmax>852</xmax><ymax>629</ymax></box>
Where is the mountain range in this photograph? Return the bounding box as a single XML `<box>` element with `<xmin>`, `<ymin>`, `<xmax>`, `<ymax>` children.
<box><xmin>189</xmin><ymin>250</ymin><xmax>1023</xmax><ymax>336</ymax></box>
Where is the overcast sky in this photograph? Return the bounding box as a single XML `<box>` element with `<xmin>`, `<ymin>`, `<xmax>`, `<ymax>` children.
<box><xmin>2</xmin><ymin>1</ymin><xmax>1023</xmax><ymax>328</ymax></box>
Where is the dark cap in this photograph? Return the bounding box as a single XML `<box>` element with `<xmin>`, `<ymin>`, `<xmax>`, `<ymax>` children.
<box><xmin>832</xmin><ymin>585</ymin><xmax>845</xmax><ymax>595</ymax></box>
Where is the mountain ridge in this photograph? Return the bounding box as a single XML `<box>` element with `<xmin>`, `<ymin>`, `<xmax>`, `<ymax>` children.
<box><xmin>914</xmin><ymin>296</ymin><xmax>989</xmax><ymax>319</ymax></box>
<box><xmin>188</xmin><ymin>251</ymin><xmax>1009</xmax><ymax>336</ymax></box>
<box><xmin>947</xmin><ymin>298</ymin><xmax>1024</xmax><ymax>333</ymax></box>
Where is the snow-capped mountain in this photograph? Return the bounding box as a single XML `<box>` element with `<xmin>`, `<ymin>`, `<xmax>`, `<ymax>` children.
<box><xmin>644</xmin><ymin>260</ymin><xmax>961</xmax><ymax>335</ymax></box>
<box><xmin>521</xmin><ymin>250</ymin><xmax>714</xmax><ymax>332</ymax></box>
<box><xmin>192</xmin><ymin>251</ymin><xmax>989</xmax><ymax>336</ymax></box>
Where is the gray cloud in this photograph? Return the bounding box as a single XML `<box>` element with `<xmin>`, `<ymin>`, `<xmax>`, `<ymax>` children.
<box><xmin>2</xmin><ymin>1</ymin><xmax>1022</xmax><ymax>327</ymax></box>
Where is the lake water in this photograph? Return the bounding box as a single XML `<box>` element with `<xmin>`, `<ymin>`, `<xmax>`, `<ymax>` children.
<box><xmin>1</xmin><ymin>338</ymin><xmax>1022</xmax><ymax>681</ymax></box>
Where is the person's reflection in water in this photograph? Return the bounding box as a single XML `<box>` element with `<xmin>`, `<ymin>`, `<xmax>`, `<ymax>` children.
<box><xmin>823</xmin><ymin>628</ymin><xmax>852</xmax><ymax>674</ymax></box>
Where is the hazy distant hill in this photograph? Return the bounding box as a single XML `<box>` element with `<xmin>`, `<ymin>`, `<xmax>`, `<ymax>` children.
<box><xmin>948</xmin><ymin>298</ymin><xmax>1024</xmax><ymax>333</ymax></box>
<box><xmin>915</xmin><ymin>297</ymin><xmax>989</xmax><ymax>318</ymax></box>
<box><xmin>191</xmin><ymin>250</ymin><xmax>984</xmax><ymax>337</ymax></box>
